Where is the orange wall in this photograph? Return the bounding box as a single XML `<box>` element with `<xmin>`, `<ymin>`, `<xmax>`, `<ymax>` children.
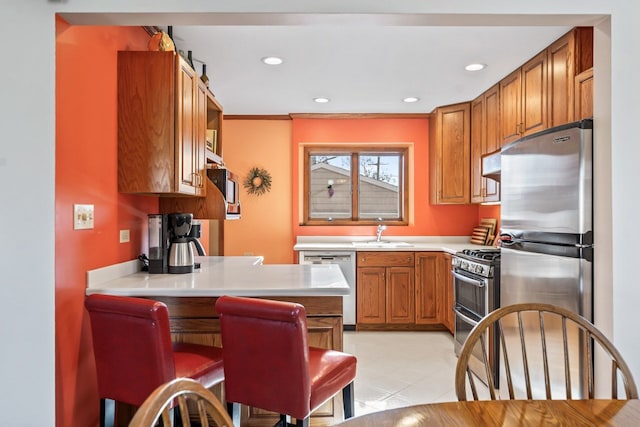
<box><xmin>221</xmin><ymin>120</ymin><xmax>294</xmax><ymax>263</ymax></box>
<box><xmin>291</xmin><ymin>118</ymin><xmax>480</xmax><ymax>241</ymax></box>
<box><xmin>56</xmin><ymin>21</ymin><xmax>157</xmax><ymax>427</ymax></box>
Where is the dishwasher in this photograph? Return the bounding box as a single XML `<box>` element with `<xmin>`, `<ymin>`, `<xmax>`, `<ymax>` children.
<box><xmin>298</xmin><ymin>251</ymin><xmax>356</xmax><ymax>329</ymax></box>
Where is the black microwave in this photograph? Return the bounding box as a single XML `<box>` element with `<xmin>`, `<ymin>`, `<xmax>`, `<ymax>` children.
<box><xmin>207</xmin><ymin>168</ymin><xmax>241</xmax><ymax>219</ymax></box>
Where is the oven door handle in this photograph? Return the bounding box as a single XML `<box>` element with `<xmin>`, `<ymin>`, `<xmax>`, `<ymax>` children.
<box><xmin>453</xmin><ymin>307</ymin><xmax>480</xmax><ymax>327</ymax></box>
<box><xmin>452</xmin><ymin>270</ymin><xmax>486</xmax><ymax>288</ymax></box>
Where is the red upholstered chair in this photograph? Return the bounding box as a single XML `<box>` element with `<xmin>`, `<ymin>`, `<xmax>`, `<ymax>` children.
<box><xmin>85</xmin><ymin>294</ymin><xmax>225</xmax><ymax>427</ymax></box>
<box><xmin>215</xmin><ymin>295</ymin><xmax>357</xmax><ymax>427</ymax></box>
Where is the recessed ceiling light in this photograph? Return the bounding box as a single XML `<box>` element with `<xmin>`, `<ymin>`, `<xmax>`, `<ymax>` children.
<box><xmin>403</xmin><ymin>97</ymin><xmax>420</xmax><ymax>103</ymax></box>
<box><xmin>261</xmin><ymin>56</ymin><xmax>283</xmax><ymax>65</ymax></box>
<box><xmin>465</xmin><ymin>63</ymin><xmax>486</xmax><ymax>71</ymax></box>
<box><xmin>313</xmin><ymin>97</ymin><xmax>330</xmax><ymax>103</ymax></box>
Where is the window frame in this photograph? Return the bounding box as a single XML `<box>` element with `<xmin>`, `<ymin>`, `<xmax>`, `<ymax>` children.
<box><xmin>302</xmin><ymin>145</ymin><xmax>409</xmax><ymax>226</ymax></box>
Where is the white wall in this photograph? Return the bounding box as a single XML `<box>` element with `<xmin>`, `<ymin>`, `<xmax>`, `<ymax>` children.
<box><xmin>2</xmin><ymin>1</ymin><xmax>638</xmax><ymax>424</ymax></box>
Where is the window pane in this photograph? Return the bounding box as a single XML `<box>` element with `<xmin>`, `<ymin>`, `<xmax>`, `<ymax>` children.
<box><xmin>309</xmin><ymin>154</ymin><xmax>352</xmax><ymax>219</ymax></box>
<box><xmin>359</xmin><ymin>154</ymin><xmax>401</xmax><ymax>219</ymax></box>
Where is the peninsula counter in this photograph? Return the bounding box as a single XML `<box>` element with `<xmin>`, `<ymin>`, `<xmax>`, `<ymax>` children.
<box><xmin>85</xmin><ymin>256</ymin><xmax>350</xmax><ymax>426</ymax></box>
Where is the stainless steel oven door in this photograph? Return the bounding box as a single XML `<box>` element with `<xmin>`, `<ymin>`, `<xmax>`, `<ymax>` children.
<box><xmin>452</xmin><ymin>268</ymin><xmax>498</xmax><ymax>387</ymax></box>
<box><xmin>453</xmin><ymin>269</ymin><xmax>488</xmax><ymax>319</ymax></box>
<box><xmin>453</xmin><ymin>304</ymin><xmax>481</xmax><ymax>357</ymax></box>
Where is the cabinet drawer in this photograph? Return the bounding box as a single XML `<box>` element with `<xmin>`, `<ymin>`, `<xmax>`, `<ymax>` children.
<box><xmin>357</xmin><ymin>251</ymin><xmax>414</xmax><ymax>267</ymax></box>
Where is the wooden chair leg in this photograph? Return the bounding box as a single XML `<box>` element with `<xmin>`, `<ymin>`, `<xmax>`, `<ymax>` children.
<box><xmin>342</xmin><ymin>382</ymin><xmax>355</xmax><ymax>419</ymax></box>
<box><xmin>100</xmin><ymin>398</ymin><xmax>115</xmax><ymax>427</ymax></box>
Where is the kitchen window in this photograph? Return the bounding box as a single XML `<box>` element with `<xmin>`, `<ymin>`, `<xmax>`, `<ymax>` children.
<box><xmin>302</xmin><ymin>146</ymin><xmax>409</xmax><ymax>225</ymax></box>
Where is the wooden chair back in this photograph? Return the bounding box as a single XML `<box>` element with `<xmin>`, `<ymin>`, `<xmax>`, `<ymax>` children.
<box><xmin>128</xmin><ymin>378</ymin><xmax>233</xmax><ymax>427</ymax></box>
<box><xmin>455</xmin><ymin>303</ymin><xmax>638</xmax><ymax>401</ymax></box>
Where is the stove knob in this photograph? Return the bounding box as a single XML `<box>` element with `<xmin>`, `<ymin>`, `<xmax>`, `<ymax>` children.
<box><xmin>461</xmin><ymin>261</ymin><xmax>468</xmax><ymax>270</ymax></box>
<box><xmin>475</xmin><ymin>265</ymin><xmax>484</xmax><ymax>274</ymax></box>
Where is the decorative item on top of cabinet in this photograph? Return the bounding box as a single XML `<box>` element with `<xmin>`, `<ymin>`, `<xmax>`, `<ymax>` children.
<box><xmin>118</xmin><ymin>51</ymin><xmax>214</xmax><ymax>196</ymax></box>
<box><xmin>429</xmin><ymin>102</ymin><xmax>471</xmax><ymax>205</ymax></box>
<box><xmin>470</xmin><ymin>84</ymin><xmax>500</xmax><ymax>204</ymax></box>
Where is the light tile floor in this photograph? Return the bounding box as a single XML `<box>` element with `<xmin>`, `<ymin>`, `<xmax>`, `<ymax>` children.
<box><xmin>343</xmin><ymin>330</ymin><xmax>460</xmax><ymax>417</ymax></box>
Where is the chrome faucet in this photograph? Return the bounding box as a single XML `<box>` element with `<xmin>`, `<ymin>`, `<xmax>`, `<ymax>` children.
<box><xmin>376</xmin><ymin>224</ymin><xmax>387</xmax><ymax>242</ymax></box>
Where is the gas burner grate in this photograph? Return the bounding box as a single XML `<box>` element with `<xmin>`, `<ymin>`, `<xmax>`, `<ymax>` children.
<box><xmin>461</xmin><ymin>249</ymin><xmax>501</xmax><ymax>261</ymax></box>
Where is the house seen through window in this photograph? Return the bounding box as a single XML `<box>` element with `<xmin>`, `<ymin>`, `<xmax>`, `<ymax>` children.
<box><xmin>303</xmin><ymin>146</ymin><xmax>408</xmax><ymax>225</ymax></box>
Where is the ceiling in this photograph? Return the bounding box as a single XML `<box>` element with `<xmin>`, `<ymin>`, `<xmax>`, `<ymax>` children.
<box><xmin>170</xmin><ymin>24</ymin><xmax>572</xmax><ymax>115</ymax></box>
<box><xmin>65</xmin><ymin>12</ymin><xmax>601</xmax><ymax>116</ymax></box>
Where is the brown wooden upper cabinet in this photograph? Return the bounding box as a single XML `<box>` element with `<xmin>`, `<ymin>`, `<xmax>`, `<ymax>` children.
<box><xmin>574</xmin><ymin>68</ymin><xmax>594</xmax><ymax>121</ymax></box>
<box><xmin>499</xmin><ymin>27</ymin><xmax>593</xmax><ymax>146</ymax></box>
<box><xmin>429</xmin><ymin>102</ymin><xmax>471</xmax><ymax>205</ymax></box>
<box><xmin>471</xmin><ymin>84</ymin><xmax>500</xmax><ymax>204</ymax></box>
<box><xmin>117</xmin><ymin>51</ymin><xmax>222</xmax><ymax>196</ymax></box>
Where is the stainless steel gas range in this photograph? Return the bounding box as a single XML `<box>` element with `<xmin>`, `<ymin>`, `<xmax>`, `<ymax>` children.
<box><xmin>452</xmin><ymin>248</ymin><xmax>501</xmax><ymax>386</ymax></box>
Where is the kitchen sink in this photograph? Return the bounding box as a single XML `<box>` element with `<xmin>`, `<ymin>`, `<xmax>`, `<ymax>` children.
<box><xmin>351</xmin><ymin>241</ymin><xmax>414</xmax><ymax>248</ymax></box>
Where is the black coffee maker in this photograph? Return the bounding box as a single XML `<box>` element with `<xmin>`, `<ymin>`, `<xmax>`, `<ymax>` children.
<box><xmin>148</xmin><ymin>213</ymin><xmax>196</xmax><ymax>274</ymax></box>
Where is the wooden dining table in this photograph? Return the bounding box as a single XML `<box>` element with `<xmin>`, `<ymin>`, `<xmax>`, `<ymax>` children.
<box><xmin>334</xmin><ymin>399</ymin><xmax>640</xmax><ymax>426</ymax></box>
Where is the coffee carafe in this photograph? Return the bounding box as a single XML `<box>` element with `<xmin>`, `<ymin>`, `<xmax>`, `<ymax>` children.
<box><xmin>168</xmin><ymin>213</ymin><xmax>195</xmax><ymax>274</ymax></box>
<box><xmin>188</xmin><ymin>220</ymin><xmax>207</xmax><ymax>256</ymax></box>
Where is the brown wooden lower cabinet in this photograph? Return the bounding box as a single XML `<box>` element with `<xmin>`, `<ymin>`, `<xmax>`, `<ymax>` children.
<box><xmin>113</xmin><ymin>295</ymin><xmax>345</xmax><ymax>427</ymax></box>
<box><xmin>356</xmin><ymin>251</ymin><xmax>452</xmax><ymax>331</ymax></box>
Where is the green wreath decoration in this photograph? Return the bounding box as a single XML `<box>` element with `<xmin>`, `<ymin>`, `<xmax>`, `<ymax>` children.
<box><xmin>243</xmin><ymin>167</ymin><xmax>272</xmax><ymax>196</ymax></box>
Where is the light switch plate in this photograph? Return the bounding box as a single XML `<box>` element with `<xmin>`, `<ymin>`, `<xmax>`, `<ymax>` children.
<box><xmin>73</xmin><ymin>204</ymin><xmax>94</xmax><ymax>230</ymax></box>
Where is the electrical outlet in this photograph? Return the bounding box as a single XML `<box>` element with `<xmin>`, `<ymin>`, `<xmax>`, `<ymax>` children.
<box><xmin>73</xmin><ymin>204</ymin><xmax>94</xmax><ymax>230</ymax></box>
<box><xmin>119</xmin><ymin>229</ymin><xmax>130</xmax><ymax>243</ymax></box>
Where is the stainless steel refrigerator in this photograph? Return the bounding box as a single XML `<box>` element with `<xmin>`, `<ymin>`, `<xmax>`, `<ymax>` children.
<box><xmin>500</xmin><ymin>119</ymin><xmax>593</xmax><ymax>399</ymax></box>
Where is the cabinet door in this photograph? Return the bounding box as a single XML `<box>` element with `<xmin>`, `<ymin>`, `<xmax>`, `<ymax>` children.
<box><xmin>194</xmin><ymin>82</ymin><xmax>208</xmax><ymax>196</ymax></box>
<box><xmin>117</xmin><ymin>51</ymin><xmax>175</xmax><ymax>194</ymax></box>
<box><xmin>430</xmin><ymin>102</ymin><xmax>471</xmax><ymax>204</ymax></box>
<box><xmin>574</xmin><ymin>68</ymin><xmax>593</xmax><ymax>120</ymax></box>
<box><xmin>386</xmin><ymin>267</ymin><xmax>415</xmax><ymax>324</ymax></box>
<box><xmin>357</xmin><ymin>267</ymin><xmax>386</xmax><ymax>324</ymax></box>
<box><xmin>500</xmin><ymin>68</ymin><xmax>522</xmax><ymax>145</ymax></box>
<box><xmin>521</xmin><ymin>50</ymin><xmax>548</xmax><ymax>136</ymax></box>
<box><xmin>483</xmin><ymin>84</ymin><xmax>500</xmax><ymax>202</ymax></box>
<box><xmin>415</xmin><ymin>253</ymin><xmax>439</xmax><ymax>325</ymax></box>
<box><xmin>470</xmin><ymin>96</ymin><xmax>484</xmax><ymax>204</ymax></box>
<box><xmin>548</xmin><ymin>32</ymin><xmax>576</xmax><ymax>127</ymax></box>
<box><xmin>176</xmin><ymin>57</ymin><xmax>198</xmax><ymax>195</ymax></box>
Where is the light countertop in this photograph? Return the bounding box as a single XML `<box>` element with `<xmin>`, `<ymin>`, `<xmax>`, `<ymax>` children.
<box><xmin>294</xmin><ymin>236</ymin><xmax>497</xmax><ymax>254</ymax></box>
<box><xmin>86</xmin><ymin>256</ymin><xmax>349</xmax><ymax>298</ymax></box>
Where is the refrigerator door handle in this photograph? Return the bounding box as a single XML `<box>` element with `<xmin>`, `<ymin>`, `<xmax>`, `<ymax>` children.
<box><xmin>499</xmin><ymin>232</ymin><xmax>516</xmax><ymax>246</ymax></box>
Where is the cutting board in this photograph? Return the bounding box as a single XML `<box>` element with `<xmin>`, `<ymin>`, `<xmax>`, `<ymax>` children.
<box><xmin>470</xmin><ymin>225</ymin><xmax>490</xmax><ymax>245</ymax></box>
